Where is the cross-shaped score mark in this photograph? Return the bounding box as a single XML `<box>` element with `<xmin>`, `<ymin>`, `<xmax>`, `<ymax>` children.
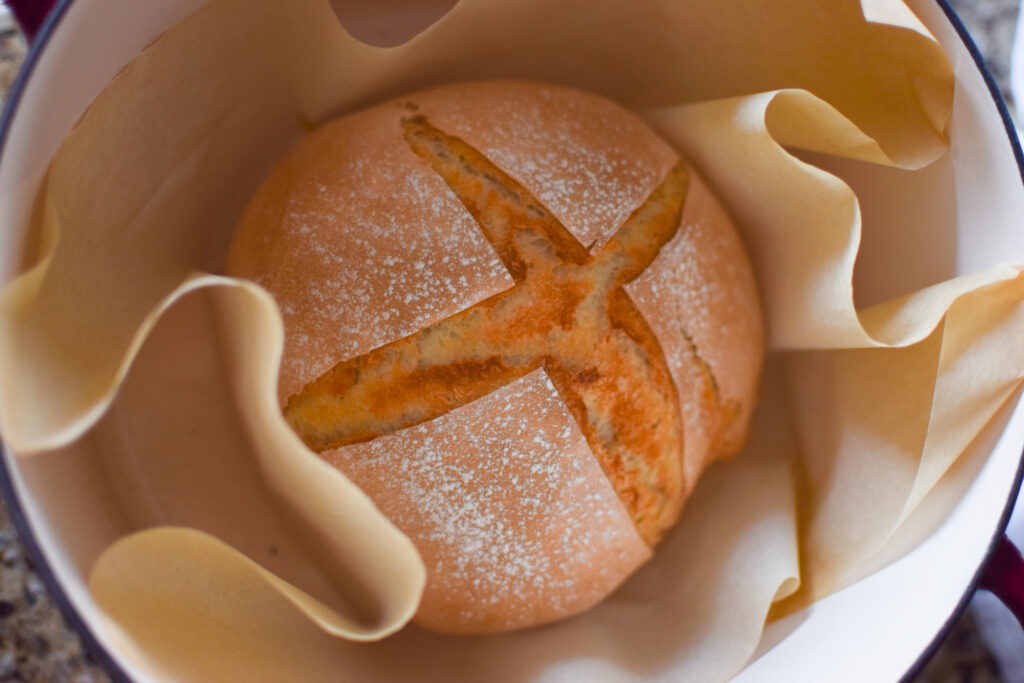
<box><xmin>285</xmin><ymin>116</ymin><xmax>697</xmax><ymax>544</ymax></box>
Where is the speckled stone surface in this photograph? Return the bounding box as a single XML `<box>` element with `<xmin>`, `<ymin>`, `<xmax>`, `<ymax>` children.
<box><xmin>0</xmin><ymin>498</ymin><xmax>107</xmax><ymax>682</ymax></box>
<box><xmin>948</xmin><ymin>0</ymin><xmax>1019</xmax><ymax>107</ymax></box>
<box><xmin>0</xmin><ymin>2</ymin><xmax>1021</xmax><ymax>682</ymax></box>
<box><xmin>0</xmin><ymin>10</ymin><xmax>25</xmax><ymax>102</ymax></box>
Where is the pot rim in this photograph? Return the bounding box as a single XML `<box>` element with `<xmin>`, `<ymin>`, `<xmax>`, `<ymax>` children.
<box><xmin>0</xmin><ymin>1</ymin><xmax>1021</xmax><ymax>680</ymax></box>
<box><xmin>898</xmin><ymin>0</ymin><xmax>1024</xmax><ymax>678</ymax></box>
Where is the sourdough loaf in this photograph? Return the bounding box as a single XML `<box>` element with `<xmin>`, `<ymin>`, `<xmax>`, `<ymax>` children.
<box><xmin>227</xmin><ymin>80</ymin><xmax>763</xmax><ymax>633</ymax></box>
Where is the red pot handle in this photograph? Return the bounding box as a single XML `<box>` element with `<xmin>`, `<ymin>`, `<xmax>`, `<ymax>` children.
<box><xmin>980</xmin><ymin>534</ymin><xmax>1024</xmax><ymax>627</ymax></box>
<box><xmin>6</xmin><ymin>0</ymin><xmax>57</xmax><ymax>42</ymax></box>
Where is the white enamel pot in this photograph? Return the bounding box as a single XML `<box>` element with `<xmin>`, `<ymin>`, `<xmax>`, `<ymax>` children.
<box><xmin>1</xmin><ymin>1</ymin><xmax>1023</xmax><ymax>680</ymax></box>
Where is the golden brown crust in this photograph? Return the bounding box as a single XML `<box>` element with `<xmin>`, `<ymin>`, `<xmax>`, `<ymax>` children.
<box><xmin>625</xmin><ymin>172</ymin><xmax>764</xmax><ymax>485</ymax></box>
<box><xmin>226</xmin><ymin>80</ymin><xmax>763</xmax><ymax>633</ymax></box>
<box><xmin>284</xmin><ymin>118</ymin><xmax>690</xmax><ymax>544</ymax></box>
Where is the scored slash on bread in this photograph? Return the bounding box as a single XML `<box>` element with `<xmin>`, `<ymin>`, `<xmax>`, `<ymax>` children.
<box><xmin>283</xmin><ymin>116</ymin><xmax>722</xmax><ymax>546</ymax></box>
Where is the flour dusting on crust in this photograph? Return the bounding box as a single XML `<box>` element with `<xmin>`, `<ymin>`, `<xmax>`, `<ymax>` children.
<box><xmin>416</xmin><ymin>81</ymin><xmax>678</xmax><ymax>249</ymax></box>
<box><xmin>227</xmin><ymin>106</ymin><xmax>514</xmax><ymax>401</ymax></box>
<box><xmin>326</xmin><ymin>369</ymin><xmax>650</xmax><ymax>633</ymax></box>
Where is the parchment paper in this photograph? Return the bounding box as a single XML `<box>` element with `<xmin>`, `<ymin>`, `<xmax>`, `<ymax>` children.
<box><xmin>1</xmin><ymin>0</ymin><xmax>1018</xmax><ymax>680</ymax></box>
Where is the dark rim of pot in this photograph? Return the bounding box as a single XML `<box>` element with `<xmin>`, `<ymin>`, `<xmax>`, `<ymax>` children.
<box><xmin>0</xmin><ymin>1</ymin><xmax>1022</xmax><ymax>682</ymax></box>
<box><xmin>900</xmin><ymin>0</ymin><xmax>1024</xmax><ymax>678</ymax></box>
<box><xmin>0</xmin><ymin>2</ymin><xmax>130</xmax><ymax>679</ymax></box>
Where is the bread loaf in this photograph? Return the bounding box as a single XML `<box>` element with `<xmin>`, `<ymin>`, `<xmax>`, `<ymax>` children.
<box><xmin>226</xmin><ymin>80</ymin><xmax>763</xmax><ymax>633</ymax></box>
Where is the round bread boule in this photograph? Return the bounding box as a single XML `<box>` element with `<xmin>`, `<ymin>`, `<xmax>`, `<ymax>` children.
<box><xmin>226</xmin><ymin>80</ymin><xmax>763</xmax><ymax>634</ymax></box>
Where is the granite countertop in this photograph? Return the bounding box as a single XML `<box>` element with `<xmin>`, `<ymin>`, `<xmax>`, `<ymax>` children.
<box><xmin>0</xmin><ymin>2</ymin><xmax>1021</xmax><ymax>681</ymax></box>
